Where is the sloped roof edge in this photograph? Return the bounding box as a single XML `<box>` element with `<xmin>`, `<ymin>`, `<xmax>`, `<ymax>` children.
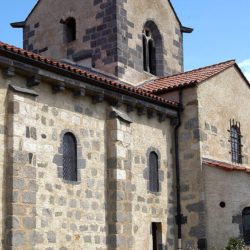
<box><xmin>0</xmin><ymin>41</ymin><xmax>179</xmax><ymax>109</ymax></box>
<box><xmin>168</xmin><ymin>0</ymin><xmax>193</xmax><ymax>33</ymax></box>
<box><xmin>141</xmin><ymin>59</ymin><xmax>250</xmax><ymax>94</ymax></box>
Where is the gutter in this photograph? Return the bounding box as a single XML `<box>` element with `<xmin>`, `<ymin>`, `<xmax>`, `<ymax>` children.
<box><xmin>174</xmin><ymin>90</ymin><xmax>186</xmax><ymax>250</ymax></box>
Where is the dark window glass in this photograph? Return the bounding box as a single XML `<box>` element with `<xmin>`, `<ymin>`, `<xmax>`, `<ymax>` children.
<box><xmin>65</xmin><ymin>17</ymin><xmax>76</xmax><ymax>43</ymax></box>
<box><xmin>152</xmin><ymin>222</ymin><xmax>162</xmax><ymax>250</ymax></box>
<box><xmin>142</xmin><ymin>28</ymin><xmax>156</xmax><ymax>75</ymax></box>
<box><xmin>149</xmin><ymin>152</ymin><xmax>159</xmax><ymax>192</ymax></box>
<box><xmin>63</xmin><ymin>132</ymin><xmax>77</xmax><ymax>181</ymax></box>
<box><xmin>148</xmin><ymin>39</ymin><xmax>156</xmax><ymax>75</ymax></box>
<box><xmin>243</xmin><ymin>208</ymin><xmax>250</xmax><ymax>245</ymax></box>
<box><xmin>143</xmin><ymin>35</ymin><xmax>147</xmax><ymax>71</ymax></box>
<box><xmin>230</xmin><ymin>124</ymin><xmax>242</xmax><ymax>164</ymax></box>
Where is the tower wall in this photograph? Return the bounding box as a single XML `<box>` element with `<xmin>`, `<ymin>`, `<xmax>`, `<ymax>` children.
<box><xmin>24</xmin><ymin>0</ymin><xmax>183</xmax><ymax>85</ymax></box>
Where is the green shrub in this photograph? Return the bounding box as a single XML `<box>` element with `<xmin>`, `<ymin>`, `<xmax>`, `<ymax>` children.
<box><xmin>224</xmin><ymin>237</ymin><xmax>245</xmax><ymax>250</ymax></box>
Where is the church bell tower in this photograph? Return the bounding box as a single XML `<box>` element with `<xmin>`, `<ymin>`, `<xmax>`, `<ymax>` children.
<box><xmin>12</xmin><ymin>0</ymin><xmax>192</xmax><ymax>85</ymax></box>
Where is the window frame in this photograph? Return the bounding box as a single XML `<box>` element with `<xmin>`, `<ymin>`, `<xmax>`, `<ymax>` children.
<box><xmin>229</xmin><ymin>119</ymin><xmax>242</xmax><ymax>164</ymax></box>
<box><xmin>142</xmin><ymin>28</ymin><xmax>156</xmax><ymax>75</ymax></box>
<box><xmin>64</xmin><ymin>17</ymin><xmax>76</xmax><ymax>43</ymax></box>
<box><xmin>149</xmin><ymin>151</ymin><xmax>160</xmax><ymax>193</ymax></box>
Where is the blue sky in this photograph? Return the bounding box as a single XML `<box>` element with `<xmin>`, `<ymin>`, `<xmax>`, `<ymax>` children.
<box><xmin>0</xmin><ymin>1</ymin><xmax>249</xmax><ymax>78</ymax></box>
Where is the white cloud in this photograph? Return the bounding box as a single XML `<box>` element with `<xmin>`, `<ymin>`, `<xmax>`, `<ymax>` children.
<box><xmin>239</xmin><ymin>59</ymin><xmax>250</xmax><ymax>81</ymax></box>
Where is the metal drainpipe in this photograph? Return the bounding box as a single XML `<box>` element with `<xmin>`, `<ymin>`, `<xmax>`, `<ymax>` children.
<box><xmin>174</xmin><ymin>90</ymin><xmax>183</xmax><ymax>250</ymax></box>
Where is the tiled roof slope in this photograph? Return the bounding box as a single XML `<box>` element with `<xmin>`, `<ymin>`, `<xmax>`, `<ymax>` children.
<box><xmin>142</xmin><ymin>60</ymin><xmax>236</xmax><ymax>94</ymax></box>
<box><xmin>203</xmin><ymin>158</ymin><xmax>250</xmax><ymax>174</ymax></box>
<box><xmin>0</xmin><ymin>42</ymin><xmax>178</xmax><ymax>108</ymax></box>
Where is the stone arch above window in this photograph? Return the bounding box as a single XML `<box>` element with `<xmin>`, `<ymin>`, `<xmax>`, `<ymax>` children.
<box><xmin>143</xmin><ymin>147</ymin><xmax>164</xmax><ymax>194</ymax></box>
<box><xmin>53</xmin><ymin>129</ymin><xmax>86</xmax><ymax>184</ymax></box>
<box><xmin>64</xmin><ymin>17</ymin><xmax>76</xmax><ymax>43</ymax></box>
<box><xmin>142</xmin><ymin>21</ymin><xmax>164</xmax><ymax>76</ymax></box>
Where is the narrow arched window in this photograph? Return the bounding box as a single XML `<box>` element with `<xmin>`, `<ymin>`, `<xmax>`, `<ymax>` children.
<box><xmin>229</xmin><ymin>120</ymin><xmax>242</xmax><ymax>164</ymax></box>
<box><xmin>242</xmin><ymin>207</ymin><xmax>250</xmax><ymax>245</ymax></box>
<box><xmin>142</xmin><ymin>28</ymin><xmax>156</xmax><ymax>75</ymax></box>
<box><xmin>149</xmin><ymin>152</ymin><xmax>159</xmax><ymax>192</ymax></box>
<box><xmin>65</xmin><ymin>17</ymin><xmax>76</xmax><ymax>43</ymax></box>
<box><xmin>63</xmin><ymin>132</ymin><xmax>77</xmax><ymax>181</ymax></box>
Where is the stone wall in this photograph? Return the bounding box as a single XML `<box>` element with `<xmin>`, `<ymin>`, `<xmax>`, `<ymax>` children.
<box><xmin>203</xmin><ymin>164</ymin><xmax>250</xmax><ymax>249</ymax></box>
<box><xmin>121</xmin><ymin>0</ymin><xmax>183</xmax><ymax>84</ymax></box>
<box><xmin>197</xmin><ymin>66</ymin><xmax>250</xmax><ymax>248</ymax></box>
<box><xmin>162</xmin><ymin>88</ymin><xmax>206</xmax><ymax>249</ymax></box>
<box><xmin>24</xmin><ymin>0</ymin><xmax>183</xmax><ymax>85</ymax></box>
<box><xmin>0</xmin><ymin>73</ymin><xmax>10</xmax><ymax>249</ymax></box>
<box><xmin>198</xmin><ymin>66</ymin><xmax>250</xmax><ymax>164</ymax></box>
<box><xmin>0</xmin><ymin>65</ymin><xmax>175</xmax><ymax>249</ymax></box>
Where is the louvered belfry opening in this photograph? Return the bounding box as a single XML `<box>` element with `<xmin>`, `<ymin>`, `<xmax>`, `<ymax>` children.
<box><xmin>229</xmin><ymin>119</ymin><xmax>242</xmax><ymax>164</ymax></box>
<box><xmin>243</xmin><ymin>208</ymin><xmax>250</xmax><ymax>245</ymax></box>
<box><xmin>63</xmin><ymin>132</ymin><xmax>77</xmax><ymax>181</ymax></box>
<box><xmin>149</xmin><ymin>151</ymin><xmax>159</xmax><ymax>192</ymax></box>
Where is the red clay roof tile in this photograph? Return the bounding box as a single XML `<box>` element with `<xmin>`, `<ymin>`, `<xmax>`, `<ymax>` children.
<box><xmin>0</xmin><ymin>41</ymin><xmax>178</xmax><ymax>108</ymax></box>
<box><xmin>203</xmin><ymin>158</ymin><xmax>250</xmax><ymax>174</ymax></box>
<box><xmin>142</xmin><ymin>60</ymin><xmax>236</xmax><ymax>94</ymax></box>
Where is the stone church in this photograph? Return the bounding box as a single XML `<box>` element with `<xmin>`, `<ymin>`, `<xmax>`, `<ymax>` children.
<box><xmin>0</xmin><ymin>0</ymin><xmax>249</xmax><ymax>249</ymax></box>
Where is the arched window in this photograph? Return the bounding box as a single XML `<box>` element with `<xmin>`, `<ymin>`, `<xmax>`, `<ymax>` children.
<box><xmin>229</xmin><ymin>120</ymin><xmax>242</xmax><ymax>164</ymax></box>
<box><xmin>149</xmin><ymin>151</ymin><xmax>159</xmax><ymax>192</ymax></box>
<box><xmin>242</xmin><ymin>207</ymin><xmax>250</xmax><ymax>245</ymax></box>
<box><xmin>65</xmin><ymin>17</ymin><xmax>76</xmax><ymax>43</ymax></box>
<box><xmin>63</xmin><ymin>132</ymin><xmax>77</xmax><ymax>181</ymax></box>
<box><xmin>142</xmin><ymin>21</ymin><xmax>163</xmax><ymax>76</ymax></box>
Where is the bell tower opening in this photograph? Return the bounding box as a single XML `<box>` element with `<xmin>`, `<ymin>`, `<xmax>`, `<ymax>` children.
<box><xmin>64</xmin><ymin>17</ymin><xmax>76</xmax><ymax>43</ymax></box>
<box><xmin>142</xmin><ymin>21</ymin><xmax>164</xmax><ymax>77</ymax></box>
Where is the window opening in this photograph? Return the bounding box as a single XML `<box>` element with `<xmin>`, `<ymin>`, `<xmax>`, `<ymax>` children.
<box><xmin>149</xmin><ymin>152</ymin><xmax>159</xmax><ymax>192</ymax></box>
<box><xmin>151</xmin><ymin>222</ymin><xmax>162</xmax><ymax>250</ymax></box>
<box><xmin>142</xmin><ymin>28</ymin><xmax>156</xmax><ymax>75</ymax></box>
<box><xmin>229</xmin><ymin>119</ymin><xmax>242</xmax><ymax>164</ymax></box>
<box><xmin>63</xmin><ymin>132</ymin><xmax>77</xmax><ymax>181</ymax></box>
<box><xmin>243</xmin><ymin>207</ymin><xmax>250</xmax><ymax>245</ymax></box>
<box><xmin>65</xmin><ymin>17</ymin><xmax>76</xmax><ymax>43</ymax></box>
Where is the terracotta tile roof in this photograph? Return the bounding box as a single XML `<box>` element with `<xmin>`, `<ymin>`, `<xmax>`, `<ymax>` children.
<box><xmin>203</xmin><ymin>158</ymin><xmax>250</xmax><ymax>174</ymax></box>
<box><xmin>142</xmin><ymin>60</ymin><xmax>236</xmax><ymax>94</ymax></box>
<box><xmin>0</xmin><ymin>42</ymin><xmax>178</xmax><ymax>108</ymax></box>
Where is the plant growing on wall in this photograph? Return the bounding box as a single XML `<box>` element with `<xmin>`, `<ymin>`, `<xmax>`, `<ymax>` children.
<box><xmin>224</xmin><ymin>237</ymin><xmax>245</xmax><ymax>250</ymax></box>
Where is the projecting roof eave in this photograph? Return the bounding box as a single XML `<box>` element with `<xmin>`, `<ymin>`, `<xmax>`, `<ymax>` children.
<box><xmin>0</xmin><ymin>42</ymin><xmax>179</xmax><ymax>114</ymax></box>
<box><xmin>168</xmin><ymin>0</ymin><xmax>193</xmax><ymax>33</ymax></box>
<box><xmin>10</xmin><ymin>0</ymin><xmax>41</xmax><ymax>28</ymax></box>
<box><xmin>144</xmin><ymin>60</ymin><xmax>250</xmax><ymax>95</ymax></box>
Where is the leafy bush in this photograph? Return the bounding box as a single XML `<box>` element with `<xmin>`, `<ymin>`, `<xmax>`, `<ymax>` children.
<box><xmin>224</xmin><ymin>237</ymin><xmax>245</xmax><ymax>250</ymax></box>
